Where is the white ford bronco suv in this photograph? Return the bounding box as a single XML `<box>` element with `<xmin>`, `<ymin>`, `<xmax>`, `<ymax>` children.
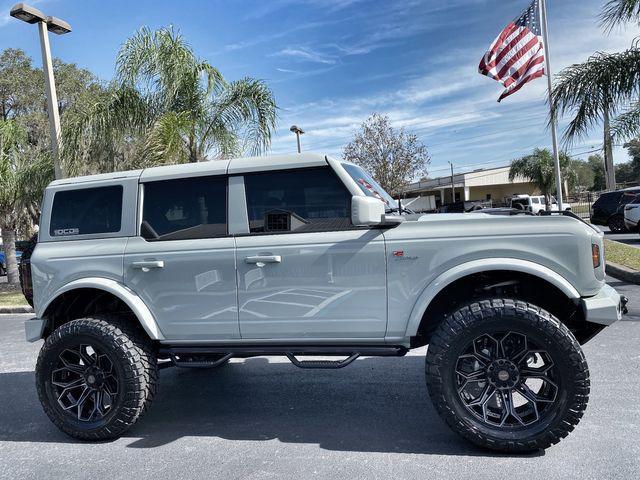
<box><xmin>25</xmin><ymin>153</ymin><xmax>627</xmax><ymax>452</ymax></box>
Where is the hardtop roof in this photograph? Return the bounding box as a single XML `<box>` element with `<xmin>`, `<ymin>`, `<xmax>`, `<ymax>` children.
<box><xmin>48</xmin><ymin>152</ymin><xmax>330</xmax><ymax>187</ymax></box>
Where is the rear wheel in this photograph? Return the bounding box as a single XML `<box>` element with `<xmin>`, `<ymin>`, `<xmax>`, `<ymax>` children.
<box><xmin>36</xmin><ymin>316</ymin><xmax>158</xmax><ymax>440</ymax></box>
<box><xmin>426</xmin><ymin>298</ymin><xmax>589</xmax><ymax>452</ymax></box>
<box><xmin>608</xmin><ymin>214</ymin><xmax>627</xmax><ymax>233</ymax></box>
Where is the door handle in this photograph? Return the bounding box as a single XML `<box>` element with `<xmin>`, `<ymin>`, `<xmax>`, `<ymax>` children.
<box><xmin>132</xmin><ymin>260</ymin><xmax>165</xmax><ymax>272</ymax></box>
<box><xmin>245</xmin><ymin>255</ymin><xmax>282</xmax><ymax>267</ymax></box>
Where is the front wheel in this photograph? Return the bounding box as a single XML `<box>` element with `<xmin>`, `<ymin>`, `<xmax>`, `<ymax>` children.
<box><xmin>426</xmin><ymin>299</ymin><xmax>589</xmax><ymax>452</ymax></box>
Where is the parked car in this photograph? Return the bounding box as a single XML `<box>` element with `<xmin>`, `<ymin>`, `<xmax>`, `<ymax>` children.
<box><xmin>591</xmin><ymin>187</ymin><xmax>640</xmax><ymax>232</ymax></box>
<box><xmin>25</xmin><ymin>153</ymin><xmax>626</xmax><ymax>452</ymax></box>
<box><xmin>623</xmin><ymin>193</ymin><xmax>640</xmax><ymax>232</ymax></box>
<box><xmin>469</xmin><ymin>207</ymin><xmax>534</xmax><ymax>216</ymax></box>
<box><xmin>0</xmin><ymin>249</ymin><xmax>22</xmax><ymax>276</ymax></box>
<box><xmin>509</xmin><ymin>194</ymin><xmax>569</xmax><ymax>214</ymax></box>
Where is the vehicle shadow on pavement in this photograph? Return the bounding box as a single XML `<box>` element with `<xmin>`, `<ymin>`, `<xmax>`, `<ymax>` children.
<box><xmin>0</xmin><ymin>356</ymin><xmax>544</xmax><ymax>457</ymax></box>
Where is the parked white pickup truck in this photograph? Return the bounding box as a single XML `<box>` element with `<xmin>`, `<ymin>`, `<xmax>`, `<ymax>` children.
<box><xmin>509</xmin><ymin>194</ymin><xmax>568</xmax><ymax>214</ymax></box>
<box><xmin>25</xmin><ymin>153</ymin><xmax>626</xmax><ymax>452</ymax></box>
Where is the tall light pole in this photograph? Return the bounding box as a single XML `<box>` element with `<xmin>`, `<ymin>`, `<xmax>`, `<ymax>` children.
<box><xmin>10</xmin><ymin>3</ymin><xmax>71</xmax><ymax>180</ymax></box>
<box><xmin>290</xmin><ymin>125</ymin><xmax>304</xmax><ymax>153</ymax></box>
<box><xmin>448</xmin><ymin>161</ymin><xmax>455</xmax><ymax>204</ymax></box>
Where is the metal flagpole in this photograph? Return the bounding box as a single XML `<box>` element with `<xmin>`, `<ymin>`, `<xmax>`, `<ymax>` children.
<box><xmin>540</xmin><ymin>0</ymin><xmax>564</xmax><ymax>210</ymax></box>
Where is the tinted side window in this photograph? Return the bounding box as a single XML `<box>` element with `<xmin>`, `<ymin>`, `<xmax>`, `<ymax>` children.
<box><xmin>244</xmin><ymin>167</ymin><xmax>352</xmax><ymax>233</ymax></box>
<box><xmin>142</xmin><ymin>176</ymin><xmax>227</xmax><ymax>241</ymax></box>
<box><xmin>620</xmin><ymin>192</ymin><xmax>638</xmax><ymax>205</ymax></box>
<box><xmin>593</xmin><ymin>192</ymin><xmax>618</xmax><ymax>209</ymax></box>
<box><xmin>50</xmin><ymin>186</ymin><xmax>123</xmax><ymax>237</ymax></box>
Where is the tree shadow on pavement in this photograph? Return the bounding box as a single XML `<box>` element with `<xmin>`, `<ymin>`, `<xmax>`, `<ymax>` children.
<box><xmin>0</xmin><ymin>356</ymin><xmax>543</xmax><ymax>458</ymax></box>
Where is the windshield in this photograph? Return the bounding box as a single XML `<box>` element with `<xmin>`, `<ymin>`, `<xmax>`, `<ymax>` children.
<box><xmin>341</xmin><ymin>163</ymin><xmax>396</xmax><ymax>208</ymax></box>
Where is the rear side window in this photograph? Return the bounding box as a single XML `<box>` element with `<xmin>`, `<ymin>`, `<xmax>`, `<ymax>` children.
<box><xmin>620</xmin><ymin>192</ymin><xmax>638</xmax><ymax>205</ymax></box>
<box><xmin>50</xmin><ymin>186</ymin><xmax>123</xmax><ymax>237</ymax></box>
<box><xmin>594</xmin><ymin>192</ymin><xmax>621</xmax><ymax>208</ymax></box>
<box><xmin>141</xmin><ymin>176</ymin><xmax>227</xmax><ymax>241</ymax></box>
<box><xmin>244</xmin><ymin>167</ymin><xmax>352</xmax><ymax>234</ymax></box>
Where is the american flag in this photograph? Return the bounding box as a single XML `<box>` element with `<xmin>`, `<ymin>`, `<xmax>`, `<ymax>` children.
<box><xmin>479</xmin><ymin>0</ymin><xmax>545</xmax><ymax>102</ymax></box>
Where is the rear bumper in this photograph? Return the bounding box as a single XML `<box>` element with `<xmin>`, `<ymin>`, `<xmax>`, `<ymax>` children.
<box><xmin>25</xmin><ymin>317</ymin><xmax>46</xmax><ymax>342</ymax></box>
<box><xmin>581</xmin><ymin>284</ymin><xmax>627</xmax><ymax>326</ymax></box>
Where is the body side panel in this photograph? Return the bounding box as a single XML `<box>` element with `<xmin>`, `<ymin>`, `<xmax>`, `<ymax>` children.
<box><xmin>38</xmin><ymin>276</ymin><xmax>164</xmax><ymax>340</ymax></box>
<box><xmin>382</xmin><ymin>215</ymin><xmax>600</xmax><ymax>340</ymax></box>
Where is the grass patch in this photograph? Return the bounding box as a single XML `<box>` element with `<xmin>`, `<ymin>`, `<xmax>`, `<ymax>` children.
<box><xmin>0</xmin><ymin>291</ymin><xmax>28</xmax><ymax>307</ymax></box>
<box><xmin>605</xmin><ymin>239</ymin><xmax>640</xmax><ymax>271</ymax></box>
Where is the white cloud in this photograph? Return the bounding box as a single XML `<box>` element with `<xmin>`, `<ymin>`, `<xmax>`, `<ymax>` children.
<box><xmin>268</xmin><ymin>0</ymin><xmax>640</xmax><ymax>170</ymax></box>
<box><xmin>271</xmin><ymin>46</ymin><xmax>336</xmax><ymax>64</ymax></box>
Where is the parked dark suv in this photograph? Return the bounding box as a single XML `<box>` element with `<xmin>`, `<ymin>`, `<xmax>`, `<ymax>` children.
<box><xmin>591</xmin><ymin>187</ymin><xmax>640</xmax><ymax>232</ymax></box>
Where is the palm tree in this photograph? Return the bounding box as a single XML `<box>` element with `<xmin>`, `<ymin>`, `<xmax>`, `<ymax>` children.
<box><xmin>601</xmin><ymin>0</ymin><xmax>640</xmax><ymax>30</ymax></box>
<box><xmin>0</xmin><ymin>120</ymin><xmax>53</xmax><ymax>284</ymax></box>
<box><xmin>551</xmin><ymin>0</ymin><xmax>640</xmax><ymax>189</ymax></box>
<box><xmin>63</xmin><ymin>27</ymin><xmax>277</xmax><ymax>175</ymax></box>
<box><xmin>509</xmin><ymin>149</ymin><xmax>576</xmax><ymax>210</ymax></box>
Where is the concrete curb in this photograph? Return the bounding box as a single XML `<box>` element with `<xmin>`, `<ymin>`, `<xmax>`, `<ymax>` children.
<box><xmin>607</xmin><ymin>262</ymin><xmax>640</xmax><ymax>285</ymax></box>
<box><xmin>0</xmin><ymin>306</ymin><xmax>33</xmax><ymax>314</ymax></box>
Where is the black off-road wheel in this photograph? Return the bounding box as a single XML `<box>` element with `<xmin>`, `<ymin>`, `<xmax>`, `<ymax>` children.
<box><xmin>36</xmin><ymin>316</ymin><xmax>158</xmax><ymax>440</ymax></box>
<box><xmin>608</xmin><ymin>214</ymin><xmax>627</xmax><ymax>233</ymax></box>
<box><xmin>426</xmin><ymin>298</ymin><xmax>589</xmax><ymax>452</ymax></box>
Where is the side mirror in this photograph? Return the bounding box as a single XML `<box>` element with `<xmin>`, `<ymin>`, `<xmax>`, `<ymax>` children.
<box><xmin>351</xmin><ymin>196</ymin><xmax>386</xmax><ymax>226</ymax></box>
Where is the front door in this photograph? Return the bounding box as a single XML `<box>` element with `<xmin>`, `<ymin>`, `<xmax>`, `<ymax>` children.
<box><xmin>124</xmin><ymin>175</ymin><xmax>238</xmax><ymax>341</ymax></box>
<box><xmin>236</xmin><ymin>167</ymin><xmax>387</xmax><ymax>340</ymax></box>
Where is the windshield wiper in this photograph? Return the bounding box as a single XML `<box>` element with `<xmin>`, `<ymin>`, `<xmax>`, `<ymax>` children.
<box><xmin>386</xmin><ymin>207</ymin><xmax>414</xmax><ymax>215</ymax></box>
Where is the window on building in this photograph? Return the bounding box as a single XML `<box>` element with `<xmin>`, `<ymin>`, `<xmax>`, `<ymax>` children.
<box><xmin>486</xmin><ymin>194</ymin><xmax>492</xmax><ymax>201</ymax></box>
<box><xmin>50</xmin><ymin>186</ymin><xmax>123</xmax><ymax>237</ymax></box>
<box><xmin>244</xmin><ymin>167</ymin><xmax>352</xmax><ymax>234</ymax></box>
<box><xmin>141</xmin><ymin>176</ymin><xmax>227</xmax><ymax>241</ymax></box>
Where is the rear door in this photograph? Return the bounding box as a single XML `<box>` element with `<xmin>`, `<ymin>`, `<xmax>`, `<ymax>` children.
<box><xmin>235</xmin><ymin>167</ymin><xmax>387</xmax><ymax>340</ymax></box>
<box><xmin>124</xmin><ymin>174</ymin><xmax>238</xmax><ymax>341</ymax></box>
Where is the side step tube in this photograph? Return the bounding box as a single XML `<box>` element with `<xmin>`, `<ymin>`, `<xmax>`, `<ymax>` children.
<box><xmin>286</xmin><ymin>352</ymin><xmax>359</xmax><ymax>369</ymax></box>
<box><xmin>159</xmin><ymin>345</ymin><xmax>407</xmax><ymax>369</ymax></box>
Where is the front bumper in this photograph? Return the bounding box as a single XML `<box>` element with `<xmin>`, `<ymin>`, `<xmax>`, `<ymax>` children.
<box><xmin>581</xmin><ymin>284</ymin><xmax>627</xmax><ymax>326</ymax></box>
<box><xmin>25</xmin><ymin>317</ymin><xmax>46</xmax><ymax>342</ymax></box>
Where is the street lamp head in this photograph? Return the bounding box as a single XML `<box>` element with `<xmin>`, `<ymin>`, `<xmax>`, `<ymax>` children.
<box><xmin>46</xmin><ymin>16</ymin><xmax>71</xmax><ymax>34</ymax></box>
<box><xmin>290</xmin><ymin>125</ymin><xmax>305</xmax><ymax>135</ymax></box>
<box><xmin>9</xmin><ymin>3</ymin><xmax>46</xmax><ymax>24</ymax></box>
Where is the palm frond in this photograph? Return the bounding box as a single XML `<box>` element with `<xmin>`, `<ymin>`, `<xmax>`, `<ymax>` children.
<box><xmin>551</xmin><ymin>47</ymin><xmax>640</xmax><ymax>143</ymax></box>
<box><xmin>143</xmin><ymin>111</ymin><xmax>192</xmax><ymax>164</ymax></box>
<box><xmin>611</xmin><ymin>101</ymin><xmax>640</xmax><ymax>139</ymax></box>
<box><xmin>209</xmin><ymin>77</ymin><xmax>277</xmax><ymax>156</ymax></box>
<box><xmin>600</xmin><ymin>0</ymin><xmax>640</xmax><ymax>32</ymax></box>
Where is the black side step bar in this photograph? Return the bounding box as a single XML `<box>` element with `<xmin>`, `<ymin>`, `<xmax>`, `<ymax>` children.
<box><xmin>159</xmin><ymin>345</ymin><xmax>407</xmax><ymax>369</ymax></box>
<box><xmin>286</xmin><ymin>352</ymin><xmax>359</xmax><ymax>369</ymax></box>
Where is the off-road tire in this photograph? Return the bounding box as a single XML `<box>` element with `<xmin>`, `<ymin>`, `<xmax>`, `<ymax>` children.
<box><xmin>608</xmin><ymin>214</ymin><xmax>627</xmax><ymax>233</ymax></box>
<box><xmin>36</xmin><ymin>315</ymin><xmax>158</xmax><ymax>440</ymax></box>
<box><xmin>426</xmin><ymin>298</ymin><xmax>590</xmax><ymax>452</ymax></box>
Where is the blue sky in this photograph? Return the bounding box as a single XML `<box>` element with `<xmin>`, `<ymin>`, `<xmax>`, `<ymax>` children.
<box><xmin>1</xmin><ymin>0</ymin><xmax>637</xmax><ymax>179</ymax></box>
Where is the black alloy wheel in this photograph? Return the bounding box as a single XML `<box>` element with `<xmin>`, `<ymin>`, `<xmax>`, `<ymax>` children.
<box><xmin>51</xmin><ymin>343</ymin><xmax>120</xmax><ymax>422</ymax></box>
<box><xmin>455</xmin><ymin>331</ymin><xmax>558</xmax><ymax>428</ymax></box>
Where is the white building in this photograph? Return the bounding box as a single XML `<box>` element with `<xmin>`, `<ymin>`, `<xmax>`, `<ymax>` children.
<box><xmin>402</xmin><ymin>165</ymin><xmax>539</xmax><ymax>208</ymax></box>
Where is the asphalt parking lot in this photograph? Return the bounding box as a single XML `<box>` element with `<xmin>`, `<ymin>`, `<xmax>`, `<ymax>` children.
<box><xmin>0</xmin><ymin>277</ymin><xmax>638</xmax><ymax>480</ymax></box>
<box><xmin>603</xmin><ymin>227</ymin><xmax>640</xmax><ymax>248</ymax></box>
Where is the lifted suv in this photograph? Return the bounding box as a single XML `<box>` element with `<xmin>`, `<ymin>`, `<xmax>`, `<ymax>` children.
<box><xmin>26</xmin><ymin>153</ymin><xmax>626</xmax><ymax>451</ymax></box>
